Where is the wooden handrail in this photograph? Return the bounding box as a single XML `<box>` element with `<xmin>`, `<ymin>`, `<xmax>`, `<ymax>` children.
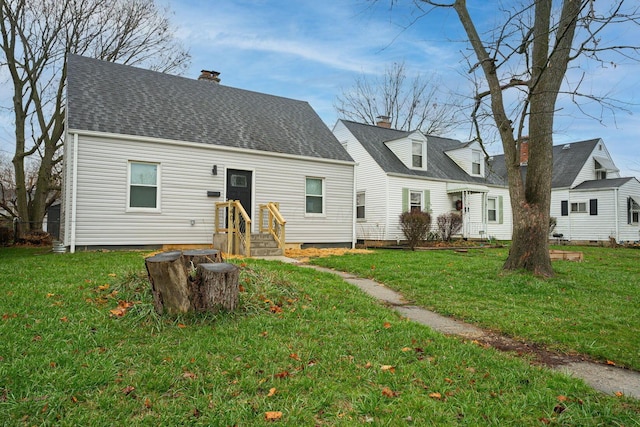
<box><xmin>259</xmin><ymin>202</ymin><xmax>286</xmax><ymax>251</ymax></box>
<box><xmin>215</xmin><ymin>200</ymin><xmax>251</xmax><ymax>256</ymax></box>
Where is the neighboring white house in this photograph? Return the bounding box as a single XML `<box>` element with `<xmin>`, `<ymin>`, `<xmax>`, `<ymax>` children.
<box><xmin>333</xmin><ymin>118</ymin><xmax>513</xmax><ymax>243</ymax></box>
<box><xmin>62</xmin><ymin>55</ymin><xmax>355</xmax><ymax>252</ymax></box>
<box><xmin>335</xmin><ymin>117</ymin><xmax>640</xmax><ymax>245</ymax></box>
<box><xmin>546</xmin><ymin>139</ymin><xmax>640</xmax><ymax>243</ymax></box>
<box><xmin>492</xmin><ymin>138</ymin><xmax>640</xmax><ymax>243</ymax></box>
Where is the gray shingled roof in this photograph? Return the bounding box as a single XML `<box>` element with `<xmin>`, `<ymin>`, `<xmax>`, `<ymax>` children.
<box><xmin>66</xmin><ymin>55</ymin><xmax>352</xmax><ymax>162</ymax></box>
<box><xmin>340</xmin><ymin>120</ymin><xmax>507</xmax><ymax>186</ymax></box>
<box><xmin>490</xmin><ymin>139</ymin><xmax>602</xmax><ymax>188</ymax></box>
<box><xmin>572</xmin><ymin>177</ymin><xmax>634</xmax><ymax>190</ymax></box>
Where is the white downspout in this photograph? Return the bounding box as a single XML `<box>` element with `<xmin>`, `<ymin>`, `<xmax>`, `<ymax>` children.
<box><xmin>614</xmin><ymin>188</ymin><xmax>619</xmax><ymax>242</ymax></box>
<box><xmin>352</xmin><ymin>163</ymin><xmax>357</xmax><ymax>249</ymax></box>
<box><xmin>384</xmin><ymin>174</ymin><xmax>390</xmax><ymax>241</ymax></box>
<box><xmin>70</xmin><ymin>133</ymin><xmax>79</xmax><ymax>253</ymax></box>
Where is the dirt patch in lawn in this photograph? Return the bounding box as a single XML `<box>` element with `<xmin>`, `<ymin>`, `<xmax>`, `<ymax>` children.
<box><xmin>470</xmin><ymin>330</ymin><xmax>600</xmax><ymax>368</ymax></box>
<box><xmin>284</xmin><ymin>247</ymin><xmax>373</xmax><ymax>262</ymax></box>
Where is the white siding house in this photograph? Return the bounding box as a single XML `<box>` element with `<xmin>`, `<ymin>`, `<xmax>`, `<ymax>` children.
<box><xmin>62</xmin><ymin>55</ymin><xmax>355</xmax><ymax>252</ymax></box>
<box><xmin>495</xmin><ymin>138</ymin><xmax>640</xmax><ymax>243</ymax></box>
<box><xmin>334</xmin><ymin>120</ymin><xmax>512</xmax><ymax>243</ymax></box>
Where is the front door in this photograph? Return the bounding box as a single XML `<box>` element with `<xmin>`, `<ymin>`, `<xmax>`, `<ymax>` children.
<box><xmin>226</xmin><ymin>169</ymin><xmax>253</xmax><ymax>218</ymax></box>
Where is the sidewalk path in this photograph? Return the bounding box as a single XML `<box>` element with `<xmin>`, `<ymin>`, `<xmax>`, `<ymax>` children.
<box><xmin>260</xmin><ymin>256</ymin><xmax>640</xmax><ymax>400</ymax></box>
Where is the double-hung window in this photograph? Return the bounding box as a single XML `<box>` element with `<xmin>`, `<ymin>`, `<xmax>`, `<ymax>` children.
<box><xmin>410</xmin><ymin>190</ymin><xmax>422</xmax><ymax>212</ymax></box>
<box><xmin>487</xmin><ymin>197</ymin><xmax>497</xmax><ymax>222</ymax></box>
<box><xmin>629</xmin><ymin>197</ymin><xmax>640</xmax><ymax>224</ymax></box>
<box><xmin>128</xmin><ymin>161</ymin><xmax>160</xmax><ymax>211</ymax></box>
<box><xmin>472</xmin><ymin>150</ymin><xmax>482</xmax><ymax>175</ymax></box>
<box><xmin>305</xmin><ymin>177</ymin><xmax>324</xmax><ymax>215</ymax></box>
<box><xmin>412</xmin><ymin>141</ymin><xmax>424</xmax><ymax>168</ymax></box>
<box><xmin>356</xmin><ymin>191</ymin><xmax>365</xmax><ymax>220</ymax></box>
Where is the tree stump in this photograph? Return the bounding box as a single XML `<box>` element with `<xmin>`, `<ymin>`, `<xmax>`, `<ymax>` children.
<box><xmin>145</xmin><ymin>251</ymin><xmax>191</xmax><ymax>315</ymax></box>
<box><xmin>144</xmin><ymin>250</ymin><xmax>237</xmax><ymax>315</ymax></box>
<box><xmin>182</xmin><ymin>249</ymin><xmax>223</xmax><ymax>272</ymax></box>
<box><xmin>192</xmin><ymin>263</ymin><xmax>240</xmax><ymax>312</ymax></box>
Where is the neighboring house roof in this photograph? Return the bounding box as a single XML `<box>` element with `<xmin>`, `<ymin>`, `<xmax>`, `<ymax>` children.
<box><xmin>66</xmin><ymin>55</ymin><xmax>352</xmax><ymax>162</ymax></box>
<box><xmin>339</xmin><ymin>120</ymin><xmax>506</xmax><ymax>186</ymax></box>
<box><xmin>489</xmin><ymin>138</ymin><xmax>601</xmax><ymax>188</ymax></box>
<box><xmin>572</xmin><ymin>177</ymin><xmax>635</xmax><ymax>190</ymax></box>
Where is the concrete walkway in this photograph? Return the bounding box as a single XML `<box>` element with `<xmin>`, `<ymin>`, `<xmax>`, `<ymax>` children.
<box><xmin>257</xmin><ymin>256</ymin><xmax>640</xmax><ymax>399</ymax></box>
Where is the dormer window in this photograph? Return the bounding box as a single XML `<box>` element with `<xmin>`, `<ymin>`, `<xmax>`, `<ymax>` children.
<box><xmin>472</xmin><ymin>150</ymin><xmax>483</xmax><ymax>175</ymax></box>
<box><xmin>412</xmin><ymin>141</ymin><xmax>424</xmax><ymax>168</ymax></box>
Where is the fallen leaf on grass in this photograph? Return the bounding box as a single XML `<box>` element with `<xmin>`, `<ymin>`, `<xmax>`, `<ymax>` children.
<box><xmin>553</xmin><ymin>404</ymin><xmax>566</xmax><ymax>414</ymax></box>
<box><xmin>401</xmin><ymin>347</ymin><xmax>412</xmax><ymax>352</ymax></box>
<box><xmin>607</xmin><ymin>360</ymin><xmax>616</xmax><ymax>366</ymax></box>
<box><xmin>383</xmin><ymin>322</ymin><xmax>392</xmax><ymax>329</ymax></box>
<box><xmin>108</xmin><ymin>273</ymin><xmax>117</xmax><ymax>277</ymax></box>
<box><xmin>615</xmin><ymin>391</ymin><xmax>624</xmax><ymax>397</ymax></box>
<box><xmin>265</xmin><ymin>411</ymin><xmax>283</xmax><ymax>421</ymax></box>
<box><xmin>109</xmin><ymin>300</ymin><xmax>134</xmax><ymax>317</ymax></box>
<box><xmin>275</xmin><ymin>371</ymin><xmax>290</xmax><ymax>379</ymax></box>
<box><xmin>267</xmin><ymin>388</ymin><xmax>277</xmax><ymax>397</ymax></box>
<box><xmin>60</xmin><ymin>316</ymin><xmax>68</xmax><ymax>322</ymax></box>
<box><xmin>381</xmin><ymin>387</ymin><xmax>398</xmax><ymax>397</ymax></box>
<box><xmin>289</xmin><ymin>353</ymin><xmax>301</xmax><ymax>361</ymax></box>
<box><xmin>429</xmin><ymin>392</ymin><xmax>442</xmax><ymax>400</ymax></box>
<box><xmin>380</xmin><ymin>365</ymin><xmax>395</xmax><ymax>373</ymax></box>
<box><xmin>557</xmin><ymin>395</ymin><xmax>568</xmax><ymax>402</ymax></box>
<box><xmin>98</xmin><ymin>285</ymin><xmax>110</xmax><ymax>291</ymax></box>
<box><xmin>144</xmin><ymin>398</ymin><xmax>152</xmax><ymax>408</ymax></box>
<box><xmin>183</xmin><ymin>371</ymin><xmax>197</xmax><ymax>379</ymax></box>
<box><xmin>122</xmin><ymin>385</ymin><xmax>136</xmax><ymax>396</ymax></box>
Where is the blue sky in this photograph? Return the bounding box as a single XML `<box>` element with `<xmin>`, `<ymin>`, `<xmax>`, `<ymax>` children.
<box><xmin>0</xmin><ymin>0</ymin><xmax>637</xmax><ymax>177</ymax></box>
<box><xmin>164</xmin><ymin>0</ymin><xmax>640</xmax><ymax>177</ymax></box>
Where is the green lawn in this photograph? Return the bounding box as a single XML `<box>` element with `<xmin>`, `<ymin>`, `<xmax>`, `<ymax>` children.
<box><xmin>1</xmin><ymin>247</ymin><xmax>639</xmax><ymax>425</ymax></box>
<box><xmin>311</xmin><ymin>246</ymin><xmax>640</xmax><ymax>371</ymax></box>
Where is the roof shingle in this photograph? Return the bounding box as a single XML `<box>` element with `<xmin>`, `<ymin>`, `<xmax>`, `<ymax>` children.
<box><xmin>66</xmin><ymin>55</ymin><xmax>352</xmax><ymax>162</ymax></box>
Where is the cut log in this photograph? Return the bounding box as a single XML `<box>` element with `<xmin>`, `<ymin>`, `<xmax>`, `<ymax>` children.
<box><xmin>193</xmin><ymin>263</ymin><xmax>240</xmax><ymax>312</ymax></box>
<box><xmin>145</xmin><ymin>251</ymin><xmax>191</xmax><ymax>315</ymax></box>
<box><xmin>145</xmin><ymin>250</ymin><xmax>237</xmax><ymax>315</ymax></box>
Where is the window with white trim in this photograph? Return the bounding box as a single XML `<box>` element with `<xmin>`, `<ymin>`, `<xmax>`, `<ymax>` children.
<box><xmin>356</xmin><ymin>191</ymin><xmax>365</xmax><ymax>220</ymax></box>
<box><xmin>570</xmin><ymin>201</ymin><xmax>587</xmax><ymax>213</ymax></box>
<box><xmin>128</xmin><ymin>161</ymin><xmax>159</xmax><ymax>210</ymax></box>
<box><xmin>305</xmin><ymin>177</ymin><xmax>324</xmax><ymax>215</ymax></box>
<box><xmin>472</xmin><ymin>150</ymin><xmax>483</xmax><ymax>175</ymax></box>
<box><xmin>412</xmin><ymin>141</ymin><xmax>424</xmax><ymax>168</ymax></box>
<box><xmin>410</xmin><ymin>190</ymin><xmax>422</xmax><ymax>212</ymax></box>
<box><xmin>629</xmin><ymin>197</ymin><xmax>640</xmax><ymax>224</ymax></box>
<box><xmin>487</xmin><ymin>197</ymin><xmax>497</xmax><ymax>222</ymax></box>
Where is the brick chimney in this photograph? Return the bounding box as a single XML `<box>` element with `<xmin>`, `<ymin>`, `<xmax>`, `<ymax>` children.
<box><xmin>198</xmin><ymin>70</ymin><xmax>220</xmax><ymax>83</ymax></box>
<box><xmin>376</xmin><ymin>115</ymin><xmax>391</xmax><ymax>128</ymax></box>
<box><xmin>519</xmin><ymin>137</ymin><xmax>529</xmax><ymax>165</ymax></box>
